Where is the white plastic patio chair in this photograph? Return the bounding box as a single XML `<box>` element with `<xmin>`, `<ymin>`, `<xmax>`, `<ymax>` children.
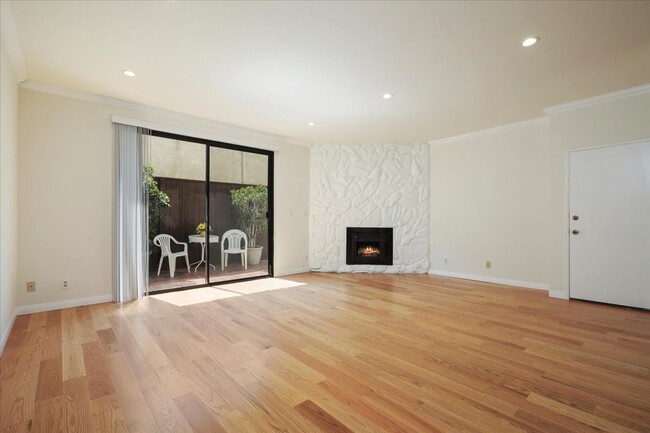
<box><xmin>221</xmin><ymin>229</ymin><xmax>248</xmax><ymax>270</ymax></box>
<box><xmin>153</xmin><ymin>234</ymin><xmax>190</xmax><ymax>278</ymax></box>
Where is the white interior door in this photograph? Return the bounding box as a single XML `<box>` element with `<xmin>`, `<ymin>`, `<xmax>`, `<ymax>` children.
<box><xmin>569</xmin><ymin>140</ymin><xmax>650</xmax><ymax>309</ymax></box>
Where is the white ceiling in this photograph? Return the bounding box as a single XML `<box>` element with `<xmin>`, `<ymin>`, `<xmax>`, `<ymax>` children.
<box><xmin>8</xmin><ymin>1</ymin><xmax>650</xmax><ymax>144</ymax></box>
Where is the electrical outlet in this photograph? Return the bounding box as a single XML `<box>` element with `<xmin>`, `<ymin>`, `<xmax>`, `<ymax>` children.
<box><xmin>62</xmin><ymin>280</ymin><xmax>69</xmax><ymax>289</ymax></box>
<box><xmin>26</xmin><ymin>281</ymin><xmax>36</xmax><ymax>292</ymax></box>
<box><xmin>486</xmin><ymin>261</ymin><xmax>492</xmax><ymax>269</ymax></box>
<box><xmin>444</xmin><ymin>257</ymin><xmax>448</xmax><ymax>263</ymax></box>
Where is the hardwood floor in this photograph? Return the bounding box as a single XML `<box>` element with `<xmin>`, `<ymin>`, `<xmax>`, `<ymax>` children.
<box><xmin>1</xmin><ymin>273</ymin><xmax>649</xmax><ymax>433</ymax></box>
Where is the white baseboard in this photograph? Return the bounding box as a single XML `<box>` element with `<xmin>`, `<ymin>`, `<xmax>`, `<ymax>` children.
<box><xmin>428</xmin><ymin>270</ymin><xmax>551</xmax><ymax>292</ymax></box>
<box><xmin>274</xmin><ymin>267</ymin><xmax>310</xmax><ymax>277</ymax></box>
<box><xmin>16</xmin><ymin>294</ymin><xmax>113</xmax><ymax>315</ymax></box>
<box><xmin>549</xmin><ymin>290</ymin><xmax>569</xmax><ymax>299</ymax></box>
<box><xmin>0</xmin><ymin>310</ymin><xmax>17</xmax><ymax>355</ymax></box>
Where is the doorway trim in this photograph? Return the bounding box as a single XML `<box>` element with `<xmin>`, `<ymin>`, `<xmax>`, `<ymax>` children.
<box><xmin>565</xmin><ymin>136</ymin><xmax>650</xmax><ymax>301</ymax></box>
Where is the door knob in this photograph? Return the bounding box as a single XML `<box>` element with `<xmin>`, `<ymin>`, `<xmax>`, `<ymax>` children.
<box><xmin>572</xmin><ymin>215</ymin><xmax>579</xmax><ymax>221</ymax></box>
<box><xmin>572</xmin><ymin>229</ymin><xmax>579</xmax><ymax>235</ymax></box>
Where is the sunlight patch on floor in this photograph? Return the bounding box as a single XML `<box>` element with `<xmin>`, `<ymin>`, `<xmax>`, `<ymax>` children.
<box><xmin>150</xmin><ymin>278</ymin><xmax>306</xmax><ymax>306</ymax></box>
<box><xmin>215</xmin><ymin>278</ymin><xmax>305</xmax><ymax>295</ymax></box>
<box><xmin>150</xmin><ymin>287</ymin><xmax>240</xmax><ymax>306</ymax></box>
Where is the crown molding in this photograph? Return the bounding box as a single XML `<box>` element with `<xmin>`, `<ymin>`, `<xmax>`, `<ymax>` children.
<box><xmin>428</xmin><ymin>84</ymin><xmax>649</xmax><ymax>146</ymax></box>
<box><xmin>19</xmin><ymin>80</ymin><xmax>311</xmax><ymax>149</ymax></box>
<box><xmin>0</xmin><ymin>1</ymin><xmax>27</xmax><ymax>81</ymax></box>
<box><xmin>544</xmin><ymin>83</ymin><xmax>650</xmax><ymax>115</ymax></box>
<box><xmin>112</xmin><ymin>115</ymin><xmax>285</xmax><ymax>152</ymax></box>
<box><xmin>428</xmin><ymin>117</ymin><xmax>549</xmax><ymax>146</ymax></box>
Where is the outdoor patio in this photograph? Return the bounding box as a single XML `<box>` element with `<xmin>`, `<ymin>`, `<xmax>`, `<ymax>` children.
<box><xmin>148</xmin><ymin>259</ymin><xmax>269</xmax><ymax>292</ymax></box>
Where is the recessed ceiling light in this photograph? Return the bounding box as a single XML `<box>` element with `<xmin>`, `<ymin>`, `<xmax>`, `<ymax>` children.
<box><xmin>308</xmin><ymin>122</ymin><xmax>315</xmax><ymax>126</ymax></box>
<box><xmin>122</xmin><ymin>70</ymin><xmax>136</xmax><ymax>77</ymax></box>
<box><xmin>522</xmin><ymin>37</ymin><xmax>539</xmax><ymax>47</ymax></box>
<box><xmin>383</xmin><ymin>93</ymin><xmax>393</xmax><ymax>99</ymax></box>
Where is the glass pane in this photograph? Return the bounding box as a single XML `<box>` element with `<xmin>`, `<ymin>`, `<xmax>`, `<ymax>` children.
<box><xmin>147</xmin><ymin>136</ymin><xmax>207</xmax><ymax>292</ymax></box>
<box><xmin>208</xmin><ymin>147</ymin><xmax>270</xmax><ymax>283</ymax></box>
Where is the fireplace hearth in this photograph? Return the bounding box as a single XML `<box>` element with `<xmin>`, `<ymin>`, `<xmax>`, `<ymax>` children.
<box><xmin>346</xmin><ymin>227</ymin><xmax>393</xmax><ymax>265</ymax></box>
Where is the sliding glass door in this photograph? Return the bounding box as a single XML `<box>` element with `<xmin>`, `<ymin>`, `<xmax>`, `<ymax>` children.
<box><xmin>146</xmin><ymin>131</ymin><xmax>272</xmax><ymax>293</ymax></box>
<box><xmin>207</xmin><ymin>147</ymin><xmax>271</xmax><ymax>284</ymax></box>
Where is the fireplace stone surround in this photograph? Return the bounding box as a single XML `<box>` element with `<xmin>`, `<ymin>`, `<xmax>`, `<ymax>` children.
<box><xmin>310</xmin><ymin>143</ymin><xmax>429</xmax><ymax>273</ymax></box>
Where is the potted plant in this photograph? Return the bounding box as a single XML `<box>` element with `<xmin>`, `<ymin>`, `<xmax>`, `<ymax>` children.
<box><xmin>230</xmin><ymin>185</ymin><xmax>268</xmax><ymax>265</ymax></box>
<box><xmin>195</xmin><ymin>222</ymin><xmax>212</xmax><ymax>237</ymax></box>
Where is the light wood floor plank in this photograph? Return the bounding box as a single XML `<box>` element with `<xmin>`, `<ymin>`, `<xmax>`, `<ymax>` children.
<box><xmin>105</xmin><ymin>352</ymin><xmax>160</xmax><ymax>433</ymax></box>
<box><xmin>32</xmin><ymin>395</ymin><xmax>64</xmax><ymax>433</ymax></box>
<box><xmin>1</xmin><ymin>273</ymin><xmax>649</xmax><ymax>433</ymax></box>
<box><xmin>90</xmin><ymin>395</ymin><xmax>127</xmax><ymax>433</ymax></box>
<box><xmin>63</xmin><ymin>377</ymin><xmax>94</xmax><ymax>433</ymax></box>
<box><xmin>35</xmin><ymin>357</ymin><xmax>63</xmax><ymax>402</ymax></box>
<box><xmin>82</xmin><ymin>342</ymin><xmax>115</xmax><ymax>401</ymax></box>
<box><xmin>141</xmin><ymin>385</ymin><xmax>194</xmax><ymax>433</ymax></box>
<box><xmin>173</xmin><ymin>392</ymin><xmax>226</xmax><ymax>433</ymax></box>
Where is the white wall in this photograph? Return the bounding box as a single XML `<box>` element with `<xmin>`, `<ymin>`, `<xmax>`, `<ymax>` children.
<box><xmin>429</xmin><ymin>121</ymin><xmax>552</xmax><ymax>290</ymax></box>
<box><xmin>274</xmin><ymin>143</ymin><xmax>310</xmax><ymax>275</ymax></box>
<box><xmin>0</xmin><ymin>42</ymin><xmax>20</xmax><ymax>350</ymax></box>
<box><xmin>17</xmin><ymin>87</ymin><xmax>310</xmax><ymax>309</ymax></box>
<box><xmin>18</xmin><ymin>89</ymin><xmax>115</xmax><ymax>308</ymax></box>
<box><xmin>549</xmin><ymin>92</ymin><xmax>650</xmax><ymax>150</ymax></box>
<box><xmin>546</xmin><ymin>90</ymin><xmax>650</xmax><ymax>296</ymax></box>
<box><xmin>429</xmin><ymin>87</ymin><xmax>650</xmax><ymax>297</ymax></box>
<box><xmin>310</xmin><ymin>143</ymin><xmax>429</xmax><ymax>273</ymax></box>
<box><xmin>11</xmin><ymin>77</ymin><xmax>649</xmax><ymax>315</ymax></box>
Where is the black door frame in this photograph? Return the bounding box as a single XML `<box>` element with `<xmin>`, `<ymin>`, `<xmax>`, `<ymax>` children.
<box><xmin>148</xmin><ymin>129</ymin><xmax>274</xmax><ymax>294</ymax></box>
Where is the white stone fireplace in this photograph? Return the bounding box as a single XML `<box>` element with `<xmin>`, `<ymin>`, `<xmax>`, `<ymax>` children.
<box><xmin>310</xmin><ymin>143</ymin><xmax>429</xmax><ymax>273</ymax></box>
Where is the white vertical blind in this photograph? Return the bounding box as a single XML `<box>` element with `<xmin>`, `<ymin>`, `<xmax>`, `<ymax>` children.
<box><xmin>114</xmin><ymin>124</ymin><xmax>149</xmax><ymax>301</ymax></box>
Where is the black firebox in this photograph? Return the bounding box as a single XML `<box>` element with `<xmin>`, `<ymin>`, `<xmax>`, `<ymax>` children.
<box><xmin>346</xmin><ymin>227</ymin><xmax>393</xmax><ymax>265</ymax></box>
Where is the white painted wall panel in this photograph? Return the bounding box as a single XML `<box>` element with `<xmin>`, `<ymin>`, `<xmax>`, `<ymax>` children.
<box><xmin>17</xmin><ymin>88</ymin><xmax>310</xmax><ymax>309</ymax></box>
<box><xmin>429</xmin><ymin>121</ymin><xmax>553</xmax><ymax>289</ymax></box>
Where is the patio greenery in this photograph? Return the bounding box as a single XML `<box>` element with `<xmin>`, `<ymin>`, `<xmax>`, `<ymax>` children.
<box><xmin>230</xmin><ymin>185</ymin><xmax>268</xmax><ymax>248</ymax></box>
<box><xmin>143</xmin><ymin>164</ymin><xmax>170</xmax><ymax>240</ymax></box>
